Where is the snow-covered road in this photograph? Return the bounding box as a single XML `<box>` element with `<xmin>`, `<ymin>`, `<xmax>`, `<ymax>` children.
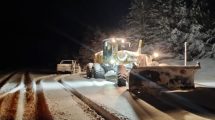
<box><xmin>0</xmin><ymin>58</ymin><xmax>214</xmax><ymax>120</ymax></box>
<box><xmin>0</xmin><ymin>72</ymin><xmax>214</xmax><ymax>120</ymax></box>
<box><xmin>62</xmin><ymin>75</ymin><xmax>214</xmax><ymax>120</ymax></box>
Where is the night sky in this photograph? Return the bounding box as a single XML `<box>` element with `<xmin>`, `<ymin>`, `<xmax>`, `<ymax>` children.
<box><xmin>1</xmin><ymin>0</ymin><xmax>130</xmax><ymax>69</ymax></box>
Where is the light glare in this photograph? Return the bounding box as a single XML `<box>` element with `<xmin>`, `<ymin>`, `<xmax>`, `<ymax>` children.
<box><xmin>153</xmin><ymin>52</ymin><xmax>159</xmax><ymax>58</ymax></box>
<box><xmin>112</xmin><ymin>38</ymin><xmax>116</xmax><ymax>43</ymax></box>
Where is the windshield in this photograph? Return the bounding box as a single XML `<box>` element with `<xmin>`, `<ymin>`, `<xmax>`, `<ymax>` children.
<box><xmin>103</xmin><ymin>41</ymin><xmax>112</xmax><ymax>63</ymax></box>
<box><xmin>118</xmin><ymin>42</ymin><xmax>130</xmax><ymax>51</ymax></box>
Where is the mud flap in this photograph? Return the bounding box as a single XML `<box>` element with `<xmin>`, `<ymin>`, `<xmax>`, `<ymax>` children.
<box><xmin>129</xmin><ymin>64</ymin><xmax>200</xmax><ymax>93</ymax></box>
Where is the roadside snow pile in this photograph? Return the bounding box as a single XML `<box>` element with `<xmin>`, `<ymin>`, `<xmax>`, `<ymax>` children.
<box><xmin>194</xmin><ymin>58</ymin><xmax>215</xmax><ymax>86</ymax></box>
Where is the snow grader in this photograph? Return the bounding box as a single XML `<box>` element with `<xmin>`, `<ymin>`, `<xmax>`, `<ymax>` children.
<box><xmin>87</xmin><ymin>38</ymin><xmax>200</xmax><ymax>92</ymax></box>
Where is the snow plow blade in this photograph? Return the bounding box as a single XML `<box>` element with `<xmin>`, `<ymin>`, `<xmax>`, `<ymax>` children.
<box><xmin>129</xmin><ymin>63</ymin><xmax>200</xmax><ymax>93</ymax></box>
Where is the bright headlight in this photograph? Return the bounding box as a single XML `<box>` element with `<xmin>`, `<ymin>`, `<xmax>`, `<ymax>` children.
<box><xmin>112</xmin><ymin>38</ymin><xmax>116</xmax><ymax>43</ymax></box>
<box><xmin>121</xmin><ymin>39</ymin><xmax>125</xmax><ymax>43</ymax></box>
<box><xmin>153</xmin><ymin>52</ymin><xmax>159</xmax><ymax>58</ymax></box>
<box><xmin>110</xmin><ymin>59</ymin><xmax>115</xmax><ymax>64</ymax></box>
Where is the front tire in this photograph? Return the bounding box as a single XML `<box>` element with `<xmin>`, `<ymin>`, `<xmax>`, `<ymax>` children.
<box><xmin>92</xmin><ymin>63</ymin><xmax>105</xmax><ymax>78</ymax></box>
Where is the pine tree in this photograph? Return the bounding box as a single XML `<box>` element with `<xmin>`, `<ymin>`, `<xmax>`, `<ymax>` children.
<box><xmin>168</xmin><ymin>0</ymin><xmax>213</xmax><ymax>59</ymax></box>
<box><xmin>146</xmin><ymin>0</ymin><xmax>171</xmax><ymax>42</ymax></box>
<box><xmin>127</xmin><ymin>0</ymin><xmax>172</xmax><ymax>54</ymax></box>
<box><xmin>126</xmin><ymin>0</ymin><xmax>214</xmax><ymax>59</ymax></box>
<box><xmin>127</xmin><ymin>0</ymin><xmax>148</xmax><ymax>40</ymax></box>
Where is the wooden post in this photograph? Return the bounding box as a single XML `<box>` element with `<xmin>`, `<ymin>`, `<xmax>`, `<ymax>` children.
<box><xmin>184</xmin><ymin>42</ymin><xmax>187</xmax><ymax>66</ymax></box>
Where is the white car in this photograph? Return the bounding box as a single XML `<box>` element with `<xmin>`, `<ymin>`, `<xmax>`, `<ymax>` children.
<box><xmin>57</xmin><ymin>60</ymin><xmax>76</xmax><ymax>73</ymax></box>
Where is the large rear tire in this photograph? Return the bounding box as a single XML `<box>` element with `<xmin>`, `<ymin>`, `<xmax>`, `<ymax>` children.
<box><xmin>92</xmin><ymin>63</ymin><xmax>105</xmax><ymax>78</ymax></box>
<box><xmin>117</xmin><ymin>65</ymin><xmax>127</xmax><ymax>87</ymax></box>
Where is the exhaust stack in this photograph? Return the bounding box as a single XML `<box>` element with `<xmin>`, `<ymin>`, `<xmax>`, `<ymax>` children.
<box><xmin>137</xmin><ymin>40</ymin><xmax>143</xmax><ymax>54</ymax></box>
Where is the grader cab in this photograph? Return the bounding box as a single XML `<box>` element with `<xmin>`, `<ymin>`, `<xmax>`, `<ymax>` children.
<box><xmin>87</xmin><ymin>38</ymin><xmax>200</xmax><ymax>91</ymax></box>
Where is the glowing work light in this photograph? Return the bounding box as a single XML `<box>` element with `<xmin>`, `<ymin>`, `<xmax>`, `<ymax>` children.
<box><xmin>153</xmin><ymin>52</ymin><xmax>159</xmax><ymax>58</ymax></box>
<box><xmin>112</xmin><ymin>38</ymin><xmax>116</xmax><ymax>43</ymax></box>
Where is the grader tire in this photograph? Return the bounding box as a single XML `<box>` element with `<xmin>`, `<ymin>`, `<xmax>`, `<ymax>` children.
<box><xmin>86</xmin><ymin>68</ymin><xmax>92</xmax><ymax>78</ymax></box>
<box><xmin>117</xmin><ymin>65</ymin><xmax>127</xmax><ymax>87</ymax></box>
<box><xmin>86</xmin><ymin>63</ymin><xmax>93</xmax><ymax>78</ymax></box>
<box><xmin>92</xmin><ymin>63</ymin><xmax>105</xmax><ymax>79</ymax></box>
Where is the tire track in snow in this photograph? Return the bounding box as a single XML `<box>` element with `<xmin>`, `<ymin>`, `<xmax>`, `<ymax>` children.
<box><xmin>22</xmin><ymin>73</ymin><xmax>36</xmax><ymax>120</ymax></box>
<box><xmin>0</xmin><ymin>73</ymin><xmax>22</xmax><ymax>120</ymax></box>
<box><xmin>15</xmin><ymin>74</ymin><xmax>25</xmax><ymax>120</ymax></box>
<box><xmin>0</xmin><ymin>91</ymin><xmax>19</xmax><ymax>120</ymax></box>
<box><xmin>59</xmin><ymin>79</ymin><xmax>129</xmax><ymax>120</ymax></box>
<box><xmin>36</xmin><ymin>80</ymin><xmax>53</xmax><ymax>120</ymax></box>
<box><xmin>42</xmin><ymin>75</ymin><xmax>99</xmax><ymax>120</ymax></box>
<box><xmin>0</xmin><ymin>73</ymin><xmax>59</xmax><ymax>120</ymax></box>
<box><xmin>33</xmin><ymin>73</ymin><xmax>57</xmax><ymax>120</ymax></box>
